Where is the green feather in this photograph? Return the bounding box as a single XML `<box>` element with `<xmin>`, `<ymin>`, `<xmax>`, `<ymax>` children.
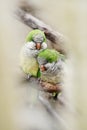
<box><xmin>38</xmin><ymin>49</ymin><xmax>61</xmax><ymax>62</ymax></box>
<box><xmin>37</xmin><ymin>68</ymin><xmax>41</xmax><ymax>78</ymax></box>
<box><xmin>26</xmin><ymin>29</ymin><xmax>46</xmax><ymax>42</ymax></box>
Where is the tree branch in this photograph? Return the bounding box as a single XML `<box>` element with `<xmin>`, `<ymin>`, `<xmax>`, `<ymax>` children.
<box><xmin>16</xmin><ymin>4</ymin><xmax>67</xmax><ymax>55</ymax></box>
<box><xmin>38</xmin><ymin>94</ymin><xmax>69</xmax><ymax>130</ymax></box>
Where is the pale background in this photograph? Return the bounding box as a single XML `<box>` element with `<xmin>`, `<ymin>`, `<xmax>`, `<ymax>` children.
<box><xmin>0</xmin><ymin>0</ymin><xmax>87</xmax><ymax>130</ymax></box>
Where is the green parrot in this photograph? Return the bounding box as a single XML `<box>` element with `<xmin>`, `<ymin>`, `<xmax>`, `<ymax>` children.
<box><xmin>37</xmin><ymin>49</ymin><xmax>65</xmax><ymax>99</ymax></box>
<box><xmin>20</xmin><ymin>29</ymin><xmax>47</xmax><ymax>79</ymax></box>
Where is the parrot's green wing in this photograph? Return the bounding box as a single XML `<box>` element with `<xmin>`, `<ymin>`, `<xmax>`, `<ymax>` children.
<box><xmin>26</xmin><ymin>29</ymin><xmax>46</xmax><ymax>42</ymax></box>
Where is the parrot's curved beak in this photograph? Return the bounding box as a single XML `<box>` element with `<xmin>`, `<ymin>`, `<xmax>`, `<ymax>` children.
<box><xmin>40</xmin><ymin>65</ymin><xmax>46</xmax><ymax>72</ymax></box>
<box><xmin>36</xmin><ymin>43</ymin><xmax>41</xmax><ymax>50</ymax></box>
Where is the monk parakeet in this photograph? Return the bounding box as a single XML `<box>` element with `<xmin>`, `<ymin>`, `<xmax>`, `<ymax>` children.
<box><xmin>20</xmin><ymin>29</ymin><xmax>47</xmax><ymax>79</ymax></box>
<box><xmin>37</xmin><ymin>49</ymin><xmax>65</xmax><ymax>99</ymax></box>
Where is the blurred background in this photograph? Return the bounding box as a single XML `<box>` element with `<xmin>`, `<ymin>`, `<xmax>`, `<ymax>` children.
<box><xmin>0</xmin><ymin>0</ymin><xmax>87</xmax><ymax>130</ymax></box>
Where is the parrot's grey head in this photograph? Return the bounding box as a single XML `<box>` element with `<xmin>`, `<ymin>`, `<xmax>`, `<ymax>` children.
<box><xmin>37</xmin><ymin>56</ymin><xmax>63</xmax><ymax>75</ymax></box>
<box><xmin>25</xmin><ymin>30</ymin><xmax>47</xmax><ymax>52</ymax></box>
<box><xmin>31</xmin><ymin>33</ymin><xmax>47</xmax><ymax>50</ymax></box>
<box><xmin>37</xmin><ymin>56</ymin><xmax>54</xmax><ymax>72</ymax></box>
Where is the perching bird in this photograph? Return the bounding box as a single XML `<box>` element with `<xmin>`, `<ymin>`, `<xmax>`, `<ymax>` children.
<box><xmin>20</xmin><ymin>29</ymin><xmax>47</xmax><ymax>79</ymax></box>
<box><xmin>37</xmin><ymin>49</ymin><xmax>65</xmax><ymax>99</ymax></box>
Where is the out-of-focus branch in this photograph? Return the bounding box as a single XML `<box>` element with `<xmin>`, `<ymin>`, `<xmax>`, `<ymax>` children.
<box><xmin>16</xmin><ymin>2</ymin><xmax>67</xmax><ymax>55</ymax></box>
<box><xmin>39</xmin><ymin>94</ymin><xmax>70</xmax><ymax>130</ymax></box>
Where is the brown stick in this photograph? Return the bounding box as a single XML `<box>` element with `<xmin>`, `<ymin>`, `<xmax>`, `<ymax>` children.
<box><xmin>16</xmin><ymin>6</ymin><xmax>67</xmax><ymax>55</ymax></box>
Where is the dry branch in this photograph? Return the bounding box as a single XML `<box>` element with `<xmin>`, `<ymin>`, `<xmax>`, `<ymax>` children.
<box><xmin>16</xmin><ymin>5</ymin><xmax>67</xmax><ymax>55</ymax></box>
